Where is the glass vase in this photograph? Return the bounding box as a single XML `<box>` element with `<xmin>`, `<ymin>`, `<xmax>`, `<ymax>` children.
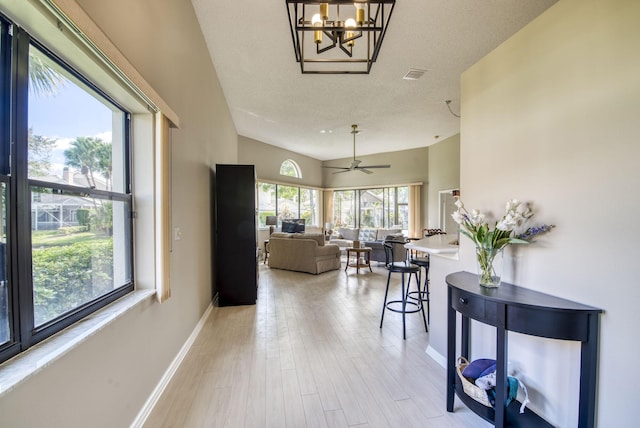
<box><xmin>476</xmin><ymin>247</ymin><xmax>503</xmax><ymax>287</ymax></box>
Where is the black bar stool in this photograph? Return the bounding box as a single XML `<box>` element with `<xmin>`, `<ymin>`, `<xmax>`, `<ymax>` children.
<box><xmin>410</xmin><ymin>255</ymin><xmax>430</xmax><ymax>327</ymax></box>
<box><xmin>379</xmin><ymin>241</ymin><xmax>428</xmax><ymax>339</ymax></box>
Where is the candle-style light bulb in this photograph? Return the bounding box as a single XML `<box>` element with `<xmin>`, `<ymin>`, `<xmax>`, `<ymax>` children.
<box><xmin>355</xmin><ymin>2</ymin><xmax>365</xmax><ymax>25</ymax></box>
<box><xmin>320</xmin><ymin>3</ymin><xmax>329</xmax><ymax>21</ymax></box>
<box><xmin>345</xmin><ymin>18</ymin><xmax>356</xmax><ymax>46</ymax></box>
<box><xmin>312</xmin><ymin>13</ymin><xmax>323</xmax><ymax>44</ymax></box>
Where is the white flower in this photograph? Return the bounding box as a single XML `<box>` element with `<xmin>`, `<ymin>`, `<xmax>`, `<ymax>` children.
<box><xmin>496</xmin><ymin>219</ymin><xmax>510</xmax><ymax>231</ymax></box>
<box><xmin>497</xmin><ymin>213</ymin><xmax>518</xmax><ymax>231</ymax></box>
<box><xmin>454</xmin><ymin>199</ymin><xmax>464</xmax><ymax>209</ymax></box>
<box><xmin>516</xmin><ymin>203</ymin><xmax>533</xmax><ymax>219</ymax></box>
<box><xmin>469</xmin><ymin>209</ymin><xmax>486</xmax><ymax>226</ymax></box>
<box><xmin>451</xmin><ymin>211</ymin><xmax>464</xmax><ymax>224</ymax></box>
<box><xmin>505</xmin><ymin>199</ymin><xmax>520</xmax><ymax>212</ymax></box>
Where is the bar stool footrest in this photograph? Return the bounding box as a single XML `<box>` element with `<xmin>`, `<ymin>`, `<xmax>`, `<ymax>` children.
<box><xmin>385</xmin><ymin>299</ymin><xmax>422</xmax><ymax>314</ymax></box>
<box><xmin>408</xmin><ymin>290</ymin><xmax>430</xmax><ymax>302</ymax></box>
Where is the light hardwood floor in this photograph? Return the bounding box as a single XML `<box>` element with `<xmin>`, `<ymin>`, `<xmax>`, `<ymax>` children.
<box><xmin>144</xmin><ymin>262</ymin><xmax>490</xmax><ymax>427</ymax></box>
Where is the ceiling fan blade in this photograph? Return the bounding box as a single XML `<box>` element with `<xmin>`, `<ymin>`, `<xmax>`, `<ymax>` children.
<box><xmin>325</xmin><ymin>125</ymin><xmax>392</xmax><ymax>174</ymax></box>
<box><xmin>358</xmin><ymin>164</ymin><xmax>390</xmax><ymax>169</ymax></box>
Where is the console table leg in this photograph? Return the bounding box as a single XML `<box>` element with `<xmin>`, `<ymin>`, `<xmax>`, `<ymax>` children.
<box><xmin>446</xmin><ymin>288</ymin><xmax>456</xmax><ymax>412</ymax></box>
<box><xmin>495</xmin><ymin>323</ymin><xmax>508</xmax><ymax>428</ymax></box>
<box><xmin>461</xmin><ymin>315</ymin><xmax>470</xmax><ymax>359</ymax></box>
<box><xmin>578</xmin><ymin>314</ymin><xmax>600</xmax><ymax>428</ymax></box>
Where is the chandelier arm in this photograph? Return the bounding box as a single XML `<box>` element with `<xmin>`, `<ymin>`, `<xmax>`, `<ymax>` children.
<box><xmin>339</xmin><ymin>43</ymin><xmax>353</xmax><ymax>57</ymax></box>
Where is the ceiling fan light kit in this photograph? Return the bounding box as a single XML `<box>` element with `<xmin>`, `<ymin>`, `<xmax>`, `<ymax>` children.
<box><xmin>285</xmin><ymin>1</ymin><xmax>396</xmax><ymax>74</ymax></box>
<box><xmin>323</xmin><ymin>124</ymin><xmax>391</xmax><ymax>174</ymax></box>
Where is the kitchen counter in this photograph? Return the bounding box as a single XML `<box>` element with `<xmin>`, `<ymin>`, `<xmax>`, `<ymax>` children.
<box><xmin>405</xmin><ymin>234</ymin><xmax>459</xmax><ymax>259</ymax></box>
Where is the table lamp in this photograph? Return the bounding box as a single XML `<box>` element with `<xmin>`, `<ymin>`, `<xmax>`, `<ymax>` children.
<box><xmin>325</xmin><ymin>222</ymin><xmax>333</xmax><ymax>239</ymax></box>
<box><xmin>266</xmin><ymin>216</ymin><xmax>278</xmax><ymax>236</ymax></box>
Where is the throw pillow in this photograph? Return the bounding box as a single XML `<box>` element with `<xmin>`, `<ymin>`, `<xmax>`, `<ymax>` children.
<box><xmin>359</xmin><ymin>229</ymin><xmax>377</xmax><ymax>242</ymax></box>
<box><xmin>338</xmin><ymin>228</ymin><xmax>359</xmax><ymax>241</ymax></box>
<box><xmin>282</xmin><ymin>221</ymin><xmax>297</xmax><ymax>233</ymax></box>
<box><xmin>376</xmin><ymin>229</ymin><xmax>401</xmax><ymax>241</ymax></box>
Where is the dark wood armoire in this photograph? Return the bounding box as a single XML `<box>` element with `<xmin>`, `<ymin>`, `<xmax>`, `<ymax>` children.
<box><xmin>214</xmin><ymin>164</ymin><xmax>257</xmax><ymax>306</ymax></box>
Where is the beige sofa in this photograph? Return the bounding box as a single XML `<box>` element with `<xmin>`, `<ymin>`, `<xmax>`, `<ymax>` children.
<box><xmin>267</xmin><ymin>232</ymin><xmax>341</xmax><ymax>274</ymax></box>
<box><xmin>329</xmin><ymin>228</ymin><xmax>406</xmax><ymax>262</ymax></box>
<box><xmin>329</xmin><ymin>227</ymin><xmax>403</xmax><ymax>247</ymax></box>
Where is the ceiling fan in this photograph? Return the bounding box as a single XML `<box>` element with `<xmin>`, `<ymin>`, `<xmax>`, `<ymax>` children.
<box><xmin>323</xmin><ymin>124</ymin><xmax>391</xmax><ymax>174</ymax></box>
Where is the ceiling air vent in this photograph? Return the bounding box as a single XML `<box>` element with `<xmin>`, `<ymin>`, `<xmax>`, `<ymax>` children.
<box><xmin>403</xmin><ymin>68</ymin><xmax>427</xmax><ymax>80</ymax></box>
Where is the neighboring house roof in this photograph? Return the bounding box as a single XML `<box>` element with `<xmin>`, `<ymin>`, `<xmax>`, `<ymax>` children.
<box><xmin>32</xmin><ymin>168</ymin><xmax>106</xmax><ymax>209</ymax></box>
<box><xmin>36</xmin><ymin>167</ymin><xmax>108</xmax><ymax>191</ymax></box>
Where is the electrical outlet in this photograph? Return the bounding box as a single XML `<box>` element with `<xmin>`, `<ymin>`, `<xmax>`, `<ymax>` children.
<box><xmin>174</xmin><ymin>227</ymin><xmax>182</xmax><ymax>241</ymax></box>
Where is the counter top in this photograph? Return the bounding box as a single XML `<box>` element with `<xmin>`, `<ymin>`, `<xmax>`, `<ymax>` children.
<box><xmin>405</xmin><ymin>234</ymin><xmax>459</xmax><ymax>255</ymax></box>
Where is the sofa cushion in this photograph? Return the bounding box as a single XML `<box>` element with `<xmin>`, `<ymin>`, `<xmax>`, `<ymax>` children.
<box><xmin>376</xmin><ymin>229</ymin><xmax>402</xmax><ymax>241</ymax></box>
<box><xmin>384</xmin><ymin>233</ymin><xmax>405</xmax><ymax>241</ymax></box>
<box><xmin>359</xmin><ymin>229</ymin><xmax>377</xmax><ymax>242</ymax></box>
<box><xmin>293</xmin><ymin>233</ymin><xmax>324</xmax><ymax>246</ymax></box>
<box><xmin>270</xmin><ymin>232</ymin><xmax>293</xmax><ymax>239</ymax></box>
<box><xmin>337</xmin><ymin>227</ymin><xmax>359</xmax><ymax>241</ymax></box>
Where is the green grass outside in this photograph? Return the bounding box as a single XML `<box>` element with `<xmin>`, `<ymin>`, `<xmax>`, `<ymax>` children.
<box><xmin>32</xmin><ymin>230</ymin><xmax>109</xmax><ymax>248</ymax></box>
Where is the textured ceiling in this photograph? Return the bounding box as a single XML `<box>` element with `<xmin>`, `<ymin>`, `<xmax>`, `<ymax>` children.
<box><xmin>191</xmin><ymin>0</ymin><xmax>557</xmax><ymax>161</ymax></box>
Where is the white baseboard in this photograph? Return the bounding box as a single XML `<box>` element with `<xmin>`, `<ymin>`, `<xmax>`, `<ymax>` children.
<box><xmin>130</xmin><ymin>302</ymin><xmax>214</xmax><ymax>428</ymax></box>
<box><xmin>425</xmin><ymin>345</ymin><xmax>447</xmax><ymax>368</ymax></box>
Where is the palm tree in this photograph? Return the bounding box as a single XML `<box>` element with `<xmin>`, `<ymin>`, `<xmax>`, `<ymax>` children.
<box><xmin>64</xmin><ymin>137</ymin><xmax>113</xmax><ymax>234</ymax></box>
<box><xmin>26</xmin><ymin>50</ymin><xmax>66</xmax><ymax>178</ymax></box>
<box><xmin>64</xmin><ymin>137</ymin><xmax>111</xmax><ymax>190</ymax></box>
<box><xmin>28</xmin><ymin>128</ymin><xmax>56</xmax><ymax>177</ymax></box>
<box><xmin>29</xmin><ymin>49</ymin><xmax>66</xmax><ymax>96</ymax></box>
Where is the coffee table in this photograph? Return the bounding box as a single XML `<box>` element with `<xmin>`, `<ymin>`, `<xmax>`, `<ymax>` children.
<box><xmin>345</xmin><ymin>247</ymin><xmax>372</xmax><ymax>274</ymax></box>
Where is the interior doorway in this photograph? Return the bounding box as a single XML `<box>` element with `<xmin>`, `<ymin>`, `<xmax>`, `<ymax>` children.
<box><xmin>439</xmin><ymin>189</ymin><xmax>459</xmax><ymax>234</ymax></box>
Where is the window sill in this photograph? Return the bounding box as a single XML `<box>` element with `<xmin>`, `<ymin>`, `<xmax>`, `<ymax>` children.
<box><xmin>0</xmin><ymin>289</ymin><xmax>155</xmax><ymax>397</ymax></box>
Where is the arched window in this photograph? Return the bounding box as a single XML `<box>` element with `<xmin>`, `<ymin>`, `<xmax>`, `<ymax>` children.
<box><xmin>280</xmin><ymin>159</ymin><xmax>301</xmax><ymax>178</ymax></box>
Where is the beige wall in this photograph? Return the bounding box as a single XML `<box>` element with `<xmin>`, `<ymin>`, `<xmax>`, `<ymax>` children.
<box><xmin>322</xmin><ymin>147</ymin><xmax>429</xmax><ymax>189</ymax></box>
<box><xmin>323</xmin><ymin>147</ymin><xmax>430</xmax><ymax>233</ymax></box>
<box><xmin>238</xmin><ymin>135</ymin><xmax>323</xmax><ymax>187</ymax></box>
<box><xmin>241</xmin><ymin>139</ymin><xmax>450</xmax><ymax>236</ymax></box>
<box><xmin>458</xmin><ymin>0</ymin><xmax>639</xmax><ymax>425</ymax></box>
<box><xmin>0</xmin><ymin>0</ymin><xmax>237</xmax><ymax>426</ymax></box>
<box><xmin>427</xmin><ymin>134</ymin><xmax>460</xmax><ymax>229</ymax></box>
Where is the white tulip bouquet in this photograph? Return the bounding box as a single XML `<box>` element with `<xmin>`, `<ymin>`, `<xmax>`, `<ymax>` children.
<box><xmin>452</xmin><ymin>198</ymin><xmax>554</xmax><ymax>286</ymax></box>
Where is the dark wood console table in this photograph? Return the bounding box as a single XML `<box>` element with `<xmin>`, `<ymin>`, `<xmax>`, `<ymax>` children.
<box><xmin>446</xmin><ymin>271</ymin><xmax>602</xmax><ymax>428</ymax></box>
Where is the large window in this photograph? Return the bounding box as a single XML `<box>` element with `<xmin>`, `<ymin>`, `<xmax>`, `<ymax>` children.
<box><xmin>257</xmin><ymin>181</ymin><xmax>319</xmax><ymax>227</ymax></box>
<box><xmin>277</xmin><ymin>185</ymin><xmax>299</xmax><ymax>219</ymax></box>
<box><xmin>257</xmin><ymin>182</ymin><xmax>276</xmax><ymax>226</ymax></box>
<box><xmin>360</xmin><ymin>188</ymin><xmax>383</xmax><ymax>228</ymax></box>
<box><xmin>0</xmin><ymin>20</ymin><xmax>8</xmax><ymax>347</ymax></box>
<box><xmin>0</xmin><ymin>19</ymin><xmax>133</xmax><ymax>363</ymax></box>
<box><xmin>333</xmin><ymin>186</ymin><xmax>409</xmax><ymax>230</ymax></box>
<box><xmin>334</xmin><ymin>190</ymin><xmax>356</xmax><ymax>228</ymax></box>
<box><xmin>299</xmin><ymin>188</ymin><xmax>318</xmax><ymax>226</ymax></box>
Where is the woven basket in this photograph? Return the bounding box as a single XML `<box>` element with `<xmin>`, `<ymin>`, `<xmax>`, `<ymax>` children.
<box><xmin>456</xmin><ymin>356</ymin><xmax>492</xmax><ymax>407</ymax></box>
